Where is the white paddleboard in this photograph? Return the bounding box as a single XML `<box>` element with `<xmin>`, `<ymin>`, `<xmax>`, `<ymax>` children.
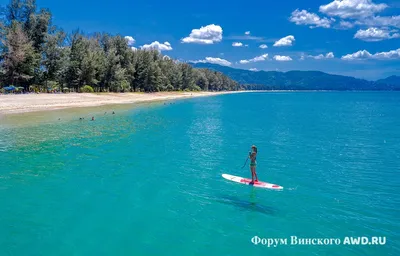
<box><xmin>222</xmin><ymin>174</ymin><xmax>283</xmax><ymax>190</ymax></box>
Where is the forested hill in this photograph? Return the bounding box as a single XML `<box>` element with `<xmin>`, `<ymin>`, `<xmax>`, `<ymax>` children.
<box><xmin>377</xmin><ymin>76</ymin><xmax>400</xmax><ymax>87</ymax></box>
<box><xmin>191</xmin><ymin>63</ymin><xmax>400</xmax><ymax>91</ymax></box>
<box><xmin>0</xmin><ymin>0</ymin><xmax>240</xmax><ymax>93</ymax></box>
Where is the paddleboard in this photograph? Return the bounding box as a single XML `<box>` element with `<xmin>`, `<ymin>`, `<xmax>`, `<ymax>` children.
<box><xmin>222</xmin><ymin>174</ymin><xmax>283</xmax><ymax>190</ymax></box>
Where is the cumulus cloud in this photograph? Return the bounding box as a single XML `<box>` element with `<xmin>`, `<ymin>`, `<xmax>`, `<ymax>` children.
<box><xmin>341</xmin><ymin>48</ymin><xmax>400</xmax><ymax>60</ymax></box>
<box><xmin>341</xmin><ymin>50</ymin><xmax>372</xmax><ymax>60</ymax></box>
<box><xmin>288</xmin><ymin>0</ymin><xmax>398</xmax><ymax>33</ymax></box>
<box><xmin>356</xmin><ymin>15</ymin><xmax>400</xmax><ymax>28</ymax></box>
<box><xmin>141</xmin><ymin>41</ymin><xmax>172</xmax><ymax>51</ymax></box>
<box><xmin>192</xmin><ymin>57</ymin><xmax>232</xmax><ymax>66</ymax></box>
<box><xmin>131</xmin><ymin>46</ymin><xmax>137</xmax><ymax>51</ymax></box>
<box><xmin>354</xmin><ymin>27</ymin><xmax>400</xmax><ymax>41</ymax></box>
<box><xmin>245</xmin><ymin>31</ymin><xmax>251</xmax><ymax>35</ymax></box>
<box><xmin>125</xmin><ymin>36</ymin><xmax>135</xmax><ymax>46</ymax></box>
<box><xmin>181</xmin><ymin>24</ymin><xmax>223</xmax><ymax>44</ymax></box>
<box><xmin>308</xmin><ymin>52</ymin><xmax>335</xmax><ymax>59</ymax></box>
<box><xmin>259</xmin><ymin>44</ymin><xmax>268</xmax><ymax>49</ymax></box>
<box><xmin>326</xmin><ymin>52</ymin><xmax>335</xmax><ymax>58</ymax></box>
<box><xmin>290</xmin><ymin>9</ymin><xmax>333</xmax><ymax>28</ymax></box>
<box><xmin>273</xmin><ymin>35</ymin><xmax>295</xmax><ymax>47</ymax></box>
<box><xmin>239</xmin><ymin>54</ymin><xmax>269</xmax><ymax>64</ymax></box>
<box><xmin>319</xmin><ymin>0</ymin><xmax>387</xmax><ymax>19</ymax></box>
<box><xmin>273</xmin><ymin>55</ymin><xmax>293</xmax><ymax>61</ymax></box>
<box><xmin>232</xmin><ymin>42</ymin><xmax>243</xmax><ymax>47</ymax></box>
<box><xmin>373</xmin><ymin>49</ymin><xmax>400</xmax><ymax>59</ymax></box>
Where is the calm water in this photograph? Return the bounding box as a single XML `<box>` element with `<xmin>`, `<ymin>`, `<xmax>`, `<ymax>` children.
<box><xmin>1</xmin><ymin>92</ymin><xmax>399</xmax><ymax>256</ymax></box>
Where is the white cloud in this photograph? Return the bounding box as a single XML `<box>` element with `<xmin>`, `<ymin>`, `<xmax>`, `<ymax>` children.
<box><xmin>131</xmin><ymin>46</ymin><xmax>137</xmax><ymax>51</ymax></box>
<box><xmin>273</xmin><ymin>55</ymin><xmax>293</xmax><ymax>61</ymax></box>
<box><xmin>259</xmin><ymin>44</ymin><xmax>268</xmax><ymax>49</ymax></box>
<box><xmin>249</xmin><ymin>68</ymin><xmax>258</xmax><ymax>71</ymax></box>
<box><xmin>245</xmin><ymin>31</ymin><xmax>251</xmax><ymax>35</ymax></box>
<box><xmin>232</xmin><ymin>42</ymin><xmax>243</xmax><ymax>47</ymax></box>
<box><xmin>251</xmin><ymin>54</ymin><xmax>269</xmax><ymax>62</ymax></box>
<box><xmin>192</xmin><ymin>57</ymin><xmax>232</xmax><ymax>66</ymax></box>
<box><xmin>181</xmin><ymin>24</ymin><xmax>223</xmax><ymax>44</ymax></box>
<box><xmin>125</xmin><ymin>36</ymin><xmax>135</xmax><ymax>46</ymax></box>
<box><xmin>308</xmin><ymin>52</ymin><xmax>335</xmax><ymax>59</ymax></box>
<box><xmin>341</xmin><ymin>48</ymin><xmax>400</xmax><ymax>60</ymax></box>
<box><xmin>326</xmin><ymin>52</ymin><xmax>335</xmax><ymax>58</ymax></box>
<box><xmin>373</xmin><ymin>49</ymin><xmax>400</xmax><ymax>59</ymax></box>
<box><xmin>354</xmin><ymin>27</ymin><xmax>400</xmax><ymax>41</ymax></box>
<box><xmin>356</xmin><ymin>15</ymin><xmax>400</xmax><ymax>28</ymax></box>
<box><xmin>290</xmin><ymin>9</ymin><xmax>333</xmax><ymax>28</ymax></box>
<box><xmin>339</xmin><ymin>21</ymin><xmax>354</xmax><ymax>29</ymax></box>
<box><xmin>245</xmin><ymin>44</ymin><xmax>249</xmax><ymax>47</ymax></box>
<box><xmin>239</xmin><ymin>54</ymin><xmax>269</xmax><ymax>64</ymax></box>
<box><xmin>319</xmin><ymin>0</ymin><xmax>388</xmax><ymax>19</ymax></box>
<box><xmin>141</xmin><ymin>41</ymin><xmax>172</xmax><ymax>51</ymax></box>
<box><xmin>273</xmin><ymin>35</ymin><xmax>295</xmax><ymax>47</ymax></box>
<box><xmin>342</xmin><ymin>50</ymin><xmax>372</xmax><ymax>60</ymax></box>
<box><xmin>313</xmin><ymin>54</ymin><xmax>326</xmax><ymax>59</ymax></box>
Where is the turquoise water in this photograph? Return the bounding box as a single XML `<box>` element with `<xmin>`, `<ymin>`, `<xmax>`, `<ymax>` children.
<box><xmin>1</xmin><ymin>92</ymin><xmax>399</xmax><ymax>256</ymax></box>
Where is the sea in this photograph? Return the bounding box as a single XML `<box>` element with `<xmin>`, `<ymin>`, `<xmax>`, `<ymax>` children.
<box><xmin>0</xmin><ymin>91</ymin><xmax>399</xmax><ymax>256</ymax></box>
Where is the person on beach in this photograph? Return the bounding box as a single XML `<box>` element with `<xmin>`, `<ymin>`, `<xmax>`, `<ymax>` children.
<box><xmin>249</xmin><ymin>145</ymin><xmax>258</xmax><ymax>183</ymax></box>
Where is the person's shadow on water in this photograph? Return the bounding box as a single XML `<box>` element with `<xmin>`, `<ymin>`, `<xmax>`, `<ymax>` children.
<box><xmin>214</xmin><ymin>191</ymin><xmax>278</xmax><ymax>216</ymax></box>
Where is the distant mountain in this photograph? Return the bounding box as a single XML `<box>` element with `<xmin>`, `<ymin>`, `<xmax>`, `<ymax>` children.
<box><xmin>190</xmin><ymin>63</ymin><xmax>400</xmax><ymax>91</ymax></box>
<box><xmin>377</xmin><ymin>75</ymin><xmax>400</xmax><ymax>87</ymax></box>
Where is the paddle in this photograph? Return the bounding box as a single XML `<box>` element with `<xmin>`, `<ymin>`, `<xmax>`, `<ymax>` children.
<box><xmin>241</xmin><ymin>152</ymin><xmax>250</xmax><ymax>169</ymax></box>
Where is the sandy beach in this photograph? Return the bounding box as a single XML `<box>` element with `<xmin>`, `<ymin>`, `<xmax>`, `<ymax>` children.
<box><xmin>0</xmin><ymin>91</ymin><xmax>236</xmax><ymax>115</ymax></box>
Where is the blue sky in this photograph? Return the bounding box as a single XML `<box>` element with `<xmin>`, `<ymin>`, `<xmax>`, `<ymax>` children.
<box><xmin>2</xmin><ymin>0</ymin><xmax>400</xmax><ymax>80</ymax></box>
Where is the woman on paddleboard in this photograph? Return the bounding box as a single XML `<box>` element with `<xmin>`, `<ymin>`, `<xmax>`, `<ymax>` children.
<box><xmin>249</xmin><ymin>145</ymin><xmax>258</xmax><ymax>183</ymax></box>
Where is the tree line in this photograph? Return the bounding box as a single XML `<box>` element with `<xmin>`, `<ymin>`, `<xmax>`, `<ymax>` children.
<box><xmin>0</xmin><ymin>0</ymin><xmax>241</xmax><ymax>93</ymax></box>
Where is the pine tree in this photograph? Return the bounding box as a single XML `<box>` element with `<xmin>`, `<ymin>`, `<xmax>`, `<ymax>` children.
<box><xmin>0</xmin><ymin>0</ymin><xmax>240</xmax><ymax>93</ymax></box>
<box><xmin>42</xmin><ymin>30</ymin><xmax>66</xmax><ymax>88</ymax></box>
<box><xmin>1</xmin><ymin>21</ymin><xmax>38</xmax><ymax>88</ymax></box>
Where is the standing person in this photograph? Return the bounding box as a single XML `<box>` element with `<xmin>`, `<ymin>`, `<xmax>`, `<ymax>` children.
<box><xmin>249</xmin><ymin>145</ymin><xmax>258</xmax><ymax>183</ymax></box>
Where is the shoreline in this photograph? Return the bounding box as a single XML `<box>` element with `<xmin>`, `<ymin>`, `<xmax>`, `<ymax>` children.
<box><xmin>0</xmin><ymin>91</ymin><xmax>242</xmax><ymax>115</ymax></box>
<box><xmin>1</xmin><ymin>90</ymin><xmax>389</xmax><ymax>116</ymax></box>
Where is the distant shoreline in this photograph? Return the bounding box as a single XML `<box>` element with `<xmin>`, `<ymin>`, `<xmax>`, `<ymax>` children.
<box><xmin>0</xmin><ymin>91</ymin><xmax>242</xmax><ymax>115</ymax></box>
<box><xmin>1</xmin><ymin>90</ymin><xmax>397</xmax><ymax>116</ymax></box>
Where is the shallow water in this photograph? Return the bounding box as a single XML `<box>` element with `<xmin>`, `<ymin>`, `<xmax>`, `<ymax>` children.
<box><xmin>1</xmin><ymin>92</ymin><xmax>399</xmax><ymax>255</ymax></box>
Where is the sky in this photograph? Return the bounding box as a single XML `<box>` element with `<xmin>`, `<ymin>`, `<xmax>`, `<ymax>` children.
<box><xmin>2</xmin><ymin>0</ymin><xmax>400</xmax><ymax>80</ymax></box>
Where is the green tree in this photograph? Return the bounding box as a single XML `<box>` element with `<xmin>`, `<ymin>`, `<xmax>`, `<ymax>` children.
<box><xmin>0</xmin><ymin>0</ymin><xmax>241</xmax><ymax>92</ymax></box>
<box><xmin>42</xmin><ymin>30</ymin><xmax>66</xmax><ymax>89</ymax></box>
<box><xmin>1</xmin><ymin>21</ymin><xmax>38</xmax><ymax>88</ymax></box>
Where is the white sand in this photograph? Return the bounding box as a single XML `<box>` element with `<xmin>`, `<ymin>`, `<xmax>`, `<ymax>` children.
<box><xmin>0</xmin><ymin>91</ymin><xmax>236</xmax><ymax>115</ymax></box>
